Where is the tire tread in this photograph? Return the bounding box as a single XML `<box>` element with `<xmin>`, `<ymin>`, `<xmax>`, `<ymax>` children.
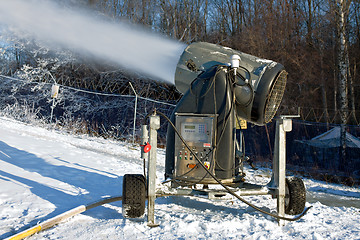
<box><xmin>285</xmin><ymin>177</ymin><xmax>306</xmax><ymax>215</ymax></box>
<box><xmin>122</xmin><ymin>174</ymin><xmax>146</xmax><ymax>218</ymax></box>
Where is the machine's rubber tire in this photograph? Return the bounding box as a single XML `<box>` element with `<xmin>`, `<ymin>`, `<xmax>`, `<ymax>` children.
<box><xmin>285</xmin><ymin>177</ymin><xmax>306</xmax><ymax>215</ymax></box>
<box><xmin>122</xmin><ymin>174</ymin><xmax>146</xmax><ymax>218</ymax></box>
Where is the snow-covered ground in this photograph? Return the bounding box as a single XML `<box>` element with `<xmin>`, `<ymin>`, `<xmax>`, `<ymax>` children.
<box><xmin>0</xmin><ymin>116</ymin><xmax>359</xmax><ymax>239</ymax></box>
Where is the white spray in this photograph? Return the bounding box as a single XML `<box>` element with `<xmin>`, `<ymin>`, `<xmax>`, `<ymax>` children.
<box><xmin>0</xmin><ymin>0</ymin><xmax>186</xmax><ymax>84</ymax></box>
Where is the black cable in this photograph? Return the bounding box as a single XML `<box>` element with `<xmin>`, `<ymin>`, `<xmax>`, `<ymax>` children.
<box><xmin>188</xmin><ymin>153</ymin><xmax>217</xmax><ymax>185</ymax></box>
<box><xmin>235</xmin><ymin>113</ymin><xmax>246</xmax><ymax>161</ymax></box>
<box><xmin>143</xmin><ymin>111</ymin><xmax>154</xmax><ymax>125</ymax></box>
<box><xmin>162</xmin><ymin>163</ymin><xmax>198</xmax><ymax>184</ymax></box>
<box><xmin>233</xmin><ymin>72</ymin><xmax>254</xmax><ymax>107</ymax></box>
<box><xmin>85</xmin><ymin>196</ymin><xmax>123</xmax><ymax>210</ymax></box>
<box><xmin>143</xmin><ymin>158</ymin><xmax>147</xmax><ymax>182</ymax></box>
<box><xmin>213</xmin><ymin>70</ymin><xmax>236</xmax><ymax>170</ymax></box>
<box><xmin>189</xmin><ymin>65</ymin><xmax>234</xmax><ymax>172</ymax></box>
<box><xmin>189</xmin><ymin>66</ymin><xmax>249</xmax><ymax>173</ymax></box>
<box><xmin>156</xmin><ymin>110</ymin><xmax>312</xmax><ymax>222</ymax></box>
<box><xmin>189</xmin><ymin>66</ymin><xmax>225</xmax><ymax>98</ymax></box>
<box><xmin>162</xmin><ymin>146</ymin><xmax>217</xmax><ymax>186</ymax></box>
<box><xmin>238</xmin><ymin>65</ymin><xmax>251</xmax><ymax>81</ymax></box>
<box><xmin>209</xmin><ymin>68</ymin><xmax>234</xmax><ymax>151</ymax></box>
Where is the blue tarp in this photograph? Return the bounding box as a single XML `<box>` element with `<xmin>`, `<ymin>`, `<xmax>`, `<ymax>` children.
<box><xmin>299</xmin><ymin>127</ymin><xmax>360</xmax><ymax>149</ymax></box>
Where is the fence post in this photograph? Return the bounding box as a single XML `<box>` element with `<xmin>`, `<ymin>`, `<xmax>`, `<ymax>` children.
<box><xmin>50</xmin><ymin>84</ymin><xmax>59</xmax><ymax>123</ymax></box>
<box><xmin>129</xmin><ymin>82</ymin><xmax>138</xmax><ymax>144</ymax></box>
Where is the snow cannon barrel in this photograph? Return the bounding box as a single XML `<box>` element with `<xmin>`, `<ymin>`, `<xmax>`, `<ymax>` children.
<box><xmin>174</xmin><ymin>42</ymin><xmax>287</xmax><ymax>125</ymax></box>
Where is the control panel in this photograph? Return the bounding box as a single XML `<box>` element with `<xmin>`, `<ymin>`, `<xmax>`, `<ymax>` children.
<box><xmin>174</xmin><ymin>113</ymin><xmax>217</xmax><ymax>181</ymax></box>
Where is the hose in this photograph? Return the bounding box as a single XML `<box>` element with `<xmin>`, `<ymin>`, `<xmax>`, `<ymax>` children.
<box><xmin>156</xmin><ymin>111</ymin><xmax>312</xmax><ymax>222</ymax></box>
<box><xmin>6</xmin><ymin>196</ymin><xmax>122</xmax><ymax>240</ymax></box>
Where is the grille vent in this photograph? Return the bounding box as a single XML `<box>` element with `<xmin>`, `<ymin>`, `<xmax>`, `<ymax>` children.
<box><xmin>264</xmin><ymin>70</ymin><xmax>287</xmax><ymax>123</ymax></box>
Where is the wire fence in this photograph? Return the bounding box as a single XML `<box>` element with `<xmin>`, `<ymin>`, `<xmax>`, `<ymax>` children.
<box><xmin>1</xmin><ymin>74</ymin><xmax>359</xmax><ymax>184</ymax></box>
<box><xmin>278</xmin><ymin>105</ymin><xmax>360</xmax><ymax>126</ymax></box>
<box><xmin>243</xmin><ymin>120</ymin><xmax>360</xmax><ymax>185</ymax></box>
<box><xmin>0</xmin><ymin>74</ymin><xmax>175</xmax><ymax>144</ymax></box>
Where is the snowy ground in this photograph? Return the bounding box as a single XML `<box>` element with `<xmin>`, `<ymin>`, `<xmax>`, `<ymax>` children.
<box><xmin>0</xmin><ymin>117</ymin><xmax>359</xmax><ymax>240</ymax></box>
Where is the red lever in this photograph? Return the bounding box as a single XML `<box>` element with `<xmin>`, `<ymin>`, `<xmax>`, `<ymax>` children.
<box><xmin>141</xmin><ymin>142</ymin><xmax>151</xmax><ymax>153</ymax></box>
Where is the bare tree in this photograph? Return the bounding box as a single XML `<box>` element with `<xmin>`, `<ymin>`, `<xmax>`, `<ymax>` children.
<box><xmin>334</xmin><ymin>0</ymin><xmax>351</xmax><ymax>170</ymax></box>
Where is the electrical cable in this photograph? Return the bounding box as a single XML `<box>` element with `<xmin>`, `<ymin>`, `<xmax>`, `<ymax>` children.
<box><xmin>233</xmin><ymin>71</ymin><xmax>254</xmax><ymax>107</ymax></box>
<box><xmin>162</xmin><ymin>163</ymin><xmax>198</xmax><ymax>185</ymax></box>
<box><xmin>210</xmin><ymin>68</ymin><xmax>235</xmax><ymax>150</ymax></box>
<box><xmin>156</xmin><ymin>111</ymin><xmax>312</xmax><ymax>222</ymax></box>
<box><xmin>212</xmin><ymin>69</ymin><xmax>237</xmax><ymax>171</ymax></box>
<box><xmin>235</xmin><ymin>113</ymin><xmax>247</xmax><ymax>171</ymax></box>
<box><xmin>186</xmin><ymin>65</ymin><xmax>234</xmax><ymax>174</ymax></box>
<box><xmin>188</xmin><ymin>65</ymin><xmax>250</xmax><ymax>174</ymax></box>
<box><xmin>238</xmin><ymin>65</ymin><xmax>252</xmax><ymax>81</ymax></box>
<box><xmin>212</xmin><ymin>67</ymin><xmax>232</xmax><ymax>171</ymax></box>
<box><xmin>189</xmin><ymin>66</ymin><xmax>225</xmax><ymax>98</ymax></box>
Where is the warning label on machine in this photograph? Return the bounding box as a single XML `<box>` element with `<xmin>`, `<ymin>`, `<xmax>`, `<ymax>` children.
<box><xmin>203</xmin><ymin>143</ymin><xmax>211</xmax><ymax>147</ymax></box>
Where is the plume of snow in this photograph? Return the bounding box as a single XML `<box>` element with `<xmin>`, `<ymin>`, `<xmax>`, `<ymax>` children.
<box><xmin>0</xmin><ymin>0</ymin><xmax>185</xmax><ymax>84</ymax></box>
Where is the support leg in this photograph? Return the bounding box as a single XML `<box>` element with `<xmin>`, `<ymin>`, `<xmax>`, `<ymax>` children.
<box><xmin>147</xmin><ymin>114</ymin><xmax>160</xmax><ymax>227</ymax></box>
<box><xmin>273</xmin><ymin>118</ymin><xmax>292</xmax><ymax>226</ymax></box>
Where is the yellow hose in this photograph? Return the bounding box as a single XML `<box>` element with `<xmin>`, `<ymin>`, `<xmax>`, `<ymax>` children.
<box><xmin>7</xmin><ymin>226</ymin><xmax>42</xmax><ymax>240</ymax></box>
<box><xmin>5</xmin><ymin>196</ymin><xmax>122</xmax><ymax>240</ymax></box>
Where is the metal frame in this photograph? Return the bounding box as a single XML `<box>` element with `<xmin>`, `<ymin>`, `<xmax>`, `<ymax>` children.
<box><xmin>144</xmin><ymin>113</ymin><xmax>295</xmax><ymax>227</ymax></box>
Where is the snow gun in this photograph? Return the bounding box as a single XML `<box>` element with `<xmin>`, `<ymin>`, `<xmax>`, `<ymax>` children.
<box><xmin>124</xmin><ymin>42</ymin><xmax>311</xmax><ymax>227</ymax></box>
<box><xmin>7</xmin><ymin>42</ymin><xmax>312</xmax><ymax>240</ymax></box>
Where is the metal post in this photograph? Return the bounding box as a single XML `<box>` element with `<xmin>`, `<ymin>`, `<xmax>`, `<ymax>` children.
<box><xmin>147</xmin><ymin>113</ymin><xmax>160</xmax><ymax>227</ymax></box>
<box><xmin>129</xmin><ymin>82</ymin><xmax>138</xmax><ymax>144</ymax></box>
<box><xmin>50</xmin><ymin>98</ymin><xmax>55</xmax><ymax>123</ymax></box>
<box><xmin>50</xmin><ymin>84</ymin><xmax>59</xmax><ymax>124</ymax></box>
<box><xmin>141</xmin><ymin>125</ymin><xmax>149</xmax><ymax>160</ymax></box>
<box><xmin>273</xmin><ymin>117</ymin><xmax>292</xmax><ymax>226</ymax></box>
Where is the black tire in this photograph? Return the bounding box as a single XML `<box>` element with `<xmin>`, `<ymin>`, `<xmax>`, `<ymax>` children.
<box><xmin>122</xmin><ymin>174</ymin><xmax>146</xmax><ymax>218</ymax></box>
<box><xmin>285</xmin><ymin>177</ymin><xmax>306</xmax><ymax>215</ymax></box>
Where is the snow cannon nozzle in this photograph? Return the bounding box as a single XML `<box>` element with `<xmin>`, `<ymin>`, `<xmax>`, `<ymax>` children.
<box><xmin>173</xmin><ymin>42</ymin><xmax>287</xmax><ymax>125</ymax></box>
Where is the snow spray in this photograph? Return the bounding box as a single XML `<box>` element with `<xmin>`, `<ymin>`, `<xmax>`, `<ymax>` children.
<box><xmin>0</xmin><ymin>0</ymin><xmax>186</xmax><ymax>84</ymax></box>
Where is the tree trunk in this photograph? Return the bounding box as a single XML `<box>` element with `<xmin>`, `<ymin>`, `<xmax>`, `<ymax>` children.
<box><xmin>319</xmin><ymin>45</ymin><xmax>329</xmax><ymax>128</ymax></box>
<box><xmin>336</xmin><ymin>0</ymin><xmax>350</xmax><ymax>172</ymax></box>
<box><xmin>348</xmin><ymin>61</ymin><xmax>357</xmax><ymax>124</ymax></box>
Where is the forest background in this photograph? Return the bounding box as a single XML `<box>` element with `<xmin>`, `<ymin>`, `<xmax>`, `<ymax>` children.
<box><xmin>1</xmin><ymin>0</ymin><xmax>359</xmax><ymax>122</ymax></box>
